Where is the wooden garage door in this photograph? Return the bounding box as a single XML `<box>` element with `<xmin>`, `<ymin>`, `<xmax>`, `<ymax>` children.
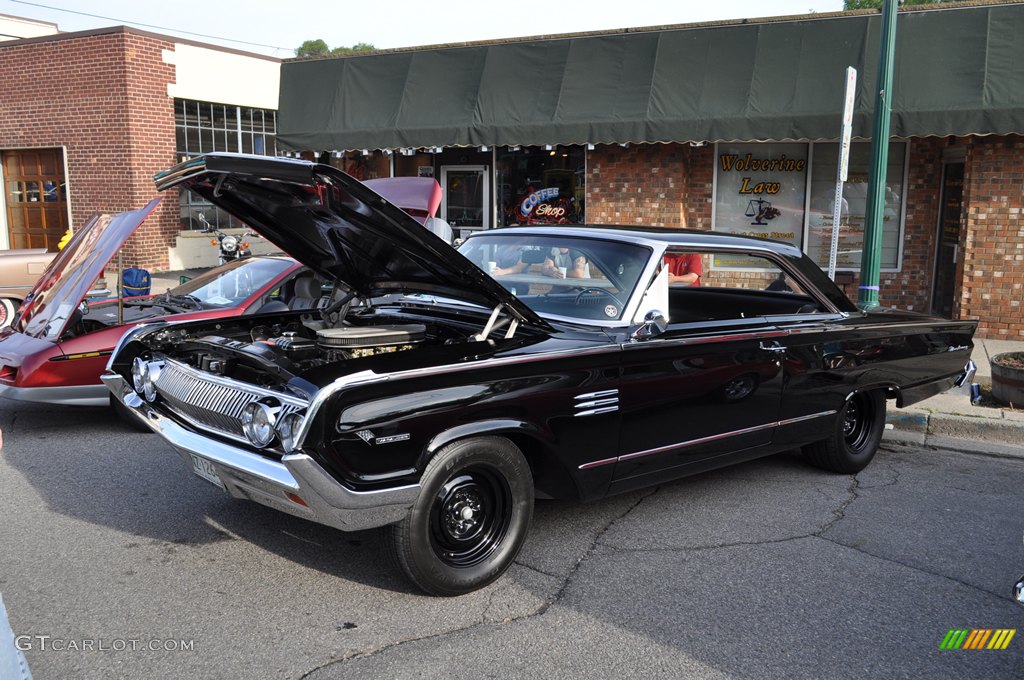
<box><xmin>3</xmin><ymin>149</ymin><xmax>69</xmax><ymax>251</ymax></box>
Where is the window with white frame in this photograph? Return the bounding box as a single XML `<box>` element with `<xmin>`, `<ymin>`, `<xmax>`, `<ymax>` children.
<box><xmin>174</xmin><ymin>99</ymin><xmax>278</xmax><ymax>230</ymax></box>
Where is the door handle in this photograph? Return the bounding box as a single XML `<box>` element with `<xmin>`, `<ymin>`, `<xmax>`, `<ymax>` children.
<box><xmin>759</xmin><ymin>341</ymin><xmax>786</xmax><ymax>353</ymax></box>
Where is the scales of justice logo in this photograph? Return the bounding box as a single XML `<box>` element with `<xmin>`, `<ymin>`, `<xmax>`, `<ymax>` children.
<box><xmin>745</xmin><ymin>197</ymin><xmax>781</xmax><ymax>226</ymax></box>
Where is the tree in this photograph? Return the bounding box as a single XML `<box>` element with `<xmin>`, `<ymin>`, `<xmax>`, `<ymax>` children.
<box><xmin>844</xmin><ymin>0</ymin><xmax>957</xmax><ymax>8</ymax></box>
<box><xmin>296</xmin><ymin>39</ymin><xmax>330</xmax><ymax>58</ymax></box>
<box><xmin>332</xmin><ymin>43</ymin><xmax>375</xmax><ymax>55</ymax></box>
<box><xmin>296</xmin><ymin>39</ymin><xmax>376</xmax><ymax>58</ymax></box>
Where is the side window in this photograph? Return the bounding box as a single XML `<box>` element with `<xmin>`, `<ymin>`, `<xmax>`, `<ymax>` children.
<box><xmin>661</xmin><ymin>250</ymin><xmax>822</xmax><ymax>324</ymax></box>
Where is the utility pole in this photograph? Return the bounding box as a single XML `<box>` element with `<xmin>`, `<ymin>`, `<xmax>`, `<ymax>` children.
<box><xmin>858</xmin><ymin>0</ymin><xmax>899</xmax><ymax>309</ymax></box>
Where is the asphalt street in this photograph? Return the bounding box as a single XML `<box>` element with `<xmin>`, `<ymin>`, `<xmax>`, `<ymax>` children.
<box><xmin>1</xmin><ymin>400</ymin><xmax>1022</xmax><ymax>679</ymax></box>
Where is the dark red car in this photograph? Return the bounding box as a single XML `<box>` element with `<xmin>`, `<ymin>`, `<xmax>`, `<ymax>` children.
<box><xmin>0</xmin><ymin>200</ymin><xmax>317</xmax><ymax>406</ymax></box>
<box><xmin>0</xmin><ymin>176</ymin><xmax>444</xmax><ymax>407</ymax></box>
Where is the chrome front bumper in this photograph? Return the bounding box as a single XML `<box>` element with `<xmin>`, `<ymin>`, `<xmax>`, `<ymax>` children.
<box><xmin>102</xmin><ymin>372</ymin><xmax>419</xmax><ymax>532</ymax></box>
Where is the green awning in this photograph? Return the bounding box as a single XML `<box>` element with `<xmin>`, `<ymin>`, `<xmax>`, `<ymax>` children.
<box><xmin>277</xmin><ymin>3</ymin><xmax>1024</xmax><ymax>151</ymax></box>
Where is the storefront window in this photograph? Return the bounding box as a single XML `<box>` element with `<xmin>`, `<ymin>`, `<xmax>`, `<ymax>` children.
<box><xmin>495</xmin><ymin>146</ymin><xmax>586</xmax><ymax>227</ymax></box>
<box><xmin>713</xmin><ymin>143</ymin><xmax>807</xmax><ymax>268</ymax></box>
<box><xmin>806</xmin><ymin>141</ymin><xmax>906</xmax><ymax>271</ymax></box>
<box><xmin>712</xmin><ymin>141</ymin><xmax>907</xmax><ymax>272</ymax></box>
<box><xmin>175</xmin><ymin>99</ymin><xmax>277</xmax><ymax>230</ymax></box>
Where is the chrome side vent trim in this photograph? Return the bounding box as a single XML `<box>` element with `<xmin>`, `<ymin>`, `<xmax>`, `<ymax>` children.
<box><xmin>574</xmin><ymin>389</ymin><xmax>619</xmax><ymax>417</ymax></box>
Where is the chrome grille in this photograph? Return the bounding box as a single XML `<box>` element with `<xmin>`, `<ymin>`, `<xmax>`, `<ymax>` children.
<box><xmin>155</xmin><ymin>359</ymin><xmax>307</xmax><ymax>442</ymax></box>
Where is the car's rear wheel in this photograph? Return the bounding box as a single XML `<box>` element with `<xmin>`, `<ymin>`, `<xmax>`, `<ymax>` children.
<box><xmin>0</xmin><ymin>298</ymin><xmax>17</xmax><ymax>328</ymax></box>
<box><xmin>387</xmin><ymin>436</ymin><xmax>533</xmax><ymax>596</ymax></box>
<box><xmin>802</xmin><ymin>390</ymin><xmax>885</xmax><ymax>473</ymax></box>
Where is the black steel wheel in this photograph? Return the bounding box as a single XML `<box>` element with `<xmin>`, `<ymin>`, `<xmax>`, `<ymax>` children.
<box><xmin>387</xmin><ymin>436</ymin><xmax>533</xmax><ymax>596</ymax></box>
<box><xmin>802</xmin><ymin>390</ymin><xmax>885</xmax><ymax>474</ymax></box>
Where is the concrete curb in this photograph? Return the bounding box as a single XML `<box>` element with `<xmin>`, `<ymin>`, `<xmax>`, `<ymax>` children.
<box><xmin>884</xmin><ymin>408</ymin><xmax>1024</xmax><ymax>459</ymax></box>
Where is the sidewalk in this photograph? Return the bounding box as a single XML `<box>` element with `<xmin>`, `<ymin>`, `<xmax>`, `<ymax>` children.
<box><xmin>884</xmin><ymin>338</ymin><xmax>1024</xmax><ymax>458</ymax></box>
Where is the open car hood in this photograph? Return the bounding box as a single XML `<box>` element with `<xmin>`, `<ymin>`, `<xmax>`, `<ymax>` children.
<box><xmin>16</xmin><ymin>199</ymin><xmax>161</xmax><ymax>342</ymax></box>
<box><xmin>155</xmin><ymin>154</ymin><xmax>549</xmax><ymax>329</ymax></box>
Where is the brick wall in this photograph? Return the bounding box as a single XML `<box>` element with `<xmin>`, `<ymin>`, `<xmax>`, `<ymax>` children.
<box><xmin>0</xmin><ymin>29</ymin><xmax>177</xmax><ymax>271</ymax></box>
<box><xmin>586</xmin><ymin>144</ymin><xmax>691</xmax><ymax>227</ymax></box>
<box><xmin>583</xmin><ymin>140</ymin><xmax>983</xmax><ymax>323</ymax></box>
<box><xmin>961</xmin><ymin>136</ymin><xmax>1024</xmax><ymax>339</ymax></box>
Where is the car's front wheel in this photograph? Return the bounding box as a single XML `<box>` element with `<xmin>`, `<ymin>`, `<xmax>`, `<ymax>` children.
<box><xmin>387</xmin><ymin>436</ymin><xmax>533</xmax><ymax>596</ymax></box>
<box><xmin>803</xmin><ymin>389</ymin><xmax>885</xmax><ymax>473</ymax></box>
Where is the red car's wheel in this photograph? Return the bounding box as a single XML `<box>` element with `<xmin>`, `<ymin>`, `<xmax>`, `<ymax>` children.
<box><xmin>0</xmin><ymin>298</ymin><xmax>17</xmax><ymax>328</ymax></box>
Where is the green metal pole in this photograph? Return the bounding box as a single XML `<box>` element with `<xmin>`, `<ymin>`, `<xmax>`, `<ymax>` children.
<box><xmin>858</xmin><ymin>0</ymin><xmax>899</xmax><ymax>309</ymax></box>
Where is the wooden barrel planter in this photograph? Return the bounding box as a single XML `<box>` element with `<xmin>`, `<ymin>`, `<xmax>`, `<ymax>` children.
<box><xmin>991</xmin><ymin>352</ymin><xmax>1024</xmax><ymax>407</ymax></box>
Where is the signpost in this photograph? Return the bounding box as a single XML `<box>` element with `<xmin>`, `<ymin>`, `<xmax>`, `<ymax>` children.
<box><xmin>859</xmin><ymin>0</ymin><xmax>899</xmax><ymax>308</ymax></box>
<box><xmin>828</xmin><ymin>66</ymin><xmax>857</xmax><ymax>281</ymax></box>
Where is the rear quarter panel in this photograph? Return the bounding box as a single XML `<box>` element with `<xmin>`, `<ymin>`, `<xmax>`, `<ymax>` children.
<box><xmin>772</xmin><ymin>311</ymin><xmax>976</xmax><ymax>446</ymax></box>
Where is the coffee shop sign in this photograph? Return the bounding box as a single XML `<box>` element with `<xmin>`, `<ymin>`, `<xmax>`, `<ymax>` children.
<box><xmin>720</xmin><ymin>153</ymin><xmax>805</xmax><ymax>195</ymax></box>
<box><xmin>520</xmin><ymin>187</ymin><xmax>561</xmax><ymax>217</ymax></box>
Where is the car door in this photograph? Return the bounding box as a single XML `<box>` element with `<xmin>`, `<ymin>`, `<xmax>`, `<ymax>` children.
<box><xmin>611</xmin><ymin>317</ymin><xmax>785</xmax><ymax>492</ymax></box>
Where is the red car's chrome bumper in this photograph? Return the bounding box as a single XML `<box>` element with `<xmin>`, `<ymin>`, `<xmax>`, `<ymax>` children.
<box><xmin>102</xmin><ymin>372</ymin><xmax>420</xmax><ymax>532</ymax></box>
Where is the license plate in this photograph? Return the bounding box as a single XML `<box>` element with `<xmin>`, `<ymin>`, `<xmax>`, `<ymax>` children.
<box><xmin>189</xmin><ymin>454</ymin><xmax>224</xmax><ymax>489</ymax></box>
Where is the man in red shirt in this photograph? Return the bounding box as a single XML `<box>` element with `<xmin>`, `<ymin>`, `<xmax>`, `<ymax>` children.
<box><xmin>664</xmin><ymin>252</ymin><xmax>702</xmax><ymax>286</ymax></box>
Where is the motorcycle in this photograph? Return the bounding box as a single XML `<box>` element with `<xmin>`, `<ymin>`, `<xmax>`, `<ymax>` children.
<box><xmin>198</xmin><ymin>213</ymin><xmax>257</xmax><ymax>264</ymax></box>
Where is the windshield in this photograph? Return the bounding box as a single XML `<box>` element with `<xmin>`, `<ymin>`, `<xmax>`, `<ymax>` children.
<box><xmin>458</xmin><ymin>234</ymin><xmax>651</xmax><ymax>323</ymax></box>
<box><xmin>172</xmin><ymin>257</ymin><xmax>294</xmax><ymax>307</ymax></box>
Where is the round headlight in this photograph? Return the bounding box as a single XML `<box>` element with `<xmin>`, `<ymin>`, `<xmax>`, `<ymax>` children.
<box><xmin>221</xmin><ymin>235</ymin><xmax>238</xmax><ymax>253</ymax></box>
<box><xmin>131</xmin><ymin>356</ymin><xmax>149</xmax><ymax>395</ymax></box>
<box><xmin>142</xmin><ymin>361</ymin><xmax>162</xmax><ymax>402</ymax></box>
<box><xmin>276</xmin><ymin>412</ymin><xmax>304</xmax><ymax>452</ymax></box>
<box><xmin>241</xmin><ymin>402</ymin><xmax>277</xmax><ymax>447</ymax></box>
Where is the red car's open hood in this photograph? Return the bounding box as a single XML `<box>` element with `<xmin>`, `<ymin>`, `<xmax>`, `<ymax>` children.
<box><xmin>153</xmin><ymin>154</ymin><xmax>549</xmax><ymax>329</ymax></box>
<box><xmin>16</xmin><ymin>199</ymin><xmax>160</xmax><ymax>342</ymax></box>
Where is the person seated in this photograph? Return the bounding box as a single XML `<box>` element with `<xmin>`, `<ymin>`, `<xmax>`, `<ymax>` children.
<box><xmin>540</xmin><ymin>247</ymin><xmax>588</xmax><ymax>279</ymax></box>
<box><xmin>664</xmin><ymin>252</ymin><xmax>701</xmax><ymax>286</ymax></box>
<box><xmin>492</xmin><ymin>245</ymin><xmax>527</xmax><ymax>276</ymax></box>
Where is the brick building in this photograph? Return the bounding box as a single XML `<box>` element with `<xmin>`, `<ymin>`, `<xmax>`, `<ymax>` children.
<box><xmin>276</xmin><ymin>1</ymin><xmax>1024</xmax><ymax>339</ymax></box>
<box><xmin>0</xmin><ymin>23</ymin><xmax>280</xmax><ymax>273</ymax></box>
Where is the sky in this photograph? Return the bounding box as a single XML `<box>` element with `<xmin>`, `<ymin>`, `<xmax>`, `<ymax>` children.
<box><xmin>1</xmin><ymin>0</ymin><xmax>847</xmax><ymax>57</ymax></box>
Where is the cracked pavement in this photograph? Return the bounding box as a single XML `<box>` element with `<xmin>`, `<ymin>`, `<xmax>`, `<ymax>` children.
<box><xmin>1</xmin><ymin>401</ymin><xmax>1022</xmax><ymax>679</ymax></box>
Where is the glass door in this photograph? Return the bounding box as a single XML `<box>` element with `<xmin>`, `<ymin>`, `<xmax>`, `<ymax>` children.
<box><xmin>440</xmin><ymin>165</ymin><xmax>489</xmax><ymax>237</ymax></box>
<box><xmin>930</xmin><ymin>162</ymin><xmax>964</xmax><ymax>318</ymax></box>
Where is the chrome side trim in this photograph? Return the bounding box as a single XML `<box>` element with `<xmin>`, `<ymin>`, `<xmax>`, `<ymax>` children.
<box><xmin>617</xmin><ymin>421</ymin><xmax>777</xmax><ymax>462</ymax></box>
<box><xmin>575</xmin><ymin>389</ymin><xmax>619</xmax><ymax>400</ymax></box>
<box><xmin>622</xmin><ymin>328</ymin><xmax>790</xmax><ymax>351</ymax></box>
<box><xmin>577</xmin><ymin>409</ymin><xmax>838</xmax><ymax>470</ymax></box>
<box><xmin>578</xmin><ymin>456</ymin><xmax>619</xmax><ymax>471</ymax></box>
<box><xmin>778</xmin><ymin>409</ymin><xmax>838</xmax><ymax>426</ymax></box>
<box><xmin>574</xmin><ymin>388</ymin><xmax>619</xmax><ymax>417</ymax></box>
<box><xmin>575</xmin><ymin>406</ymin><xmax>619</xmax><ymax>418</ymax></box>
<box><xmin>575</xmin><ymin>398</ymin><xmax>618</xmax><ymax>409</ymax></box>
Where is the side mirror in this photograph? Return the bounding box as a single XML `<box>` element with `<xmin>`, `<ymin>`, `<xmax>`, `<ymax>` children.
<box><xmin>1014</xmin><ymin>574</ymin><xmax>1024</xmax><ymax>608</ymax></box>
<box><xmin>631</xmin><ymin>309</ymin><xmax>667</xmax><ymax>340</ymax></box>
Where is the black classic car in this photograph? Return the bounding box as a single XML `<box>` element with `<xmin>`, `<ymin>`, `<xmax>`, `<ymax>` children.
<box><xmin>104</xmin><ymin>154</ymin><xmax>977</xmax><ymax>595</ymax></box>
